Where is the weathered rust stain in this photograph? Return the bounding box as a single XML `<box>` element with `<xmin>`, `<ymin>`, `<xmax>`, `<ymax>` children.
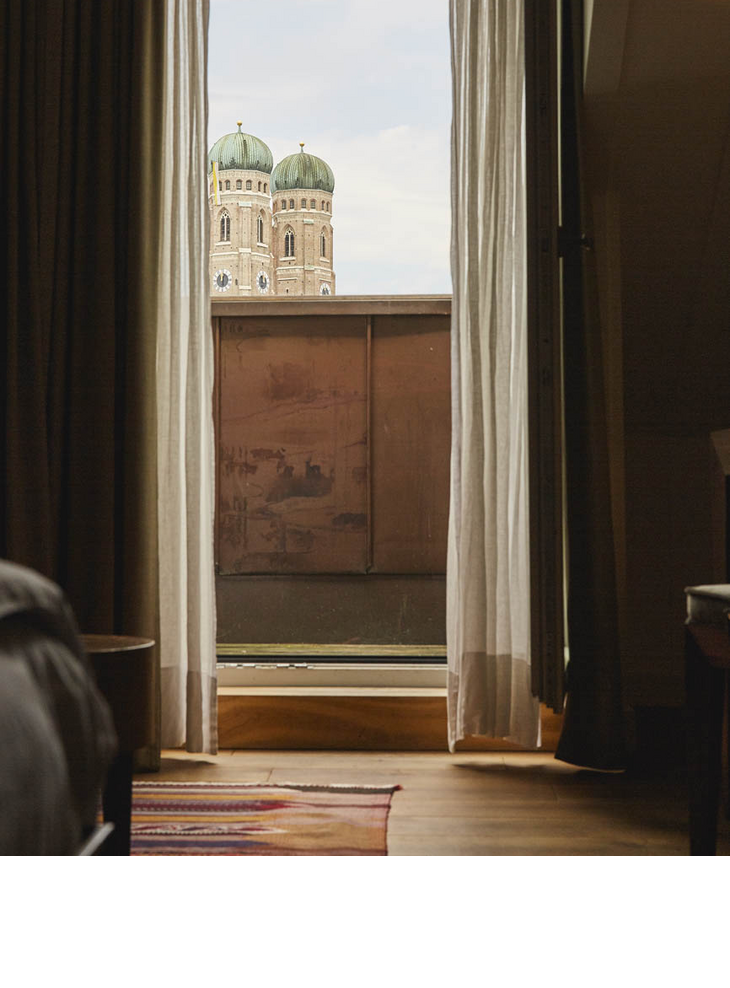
<box><xmin>250</xmin><ymin>447</ymin><xmax>286</xmax><ymax>462</ymax></box>
<box><xmin>220</xmin><ymin>446</ymin><xmax>260</xmax><ymax>478</ymax></box>
<box><xmin>267</xmin><ymin>459</ymin><xmax>334</xmax><ymax>503</ymax></box>
<box><xmin>267</xmin><ymin>362</ymin><xmax>316</xmax><ymax>402</ymax></box>
<box><xmin>332</xmin><ymin>512</ymin><xmax>367</xmax><ymax>530</ymax></box>
<box><xmin>287</xmin><ymin>528</ymin><xmax>315</xmax><ymax>553</ymax></box>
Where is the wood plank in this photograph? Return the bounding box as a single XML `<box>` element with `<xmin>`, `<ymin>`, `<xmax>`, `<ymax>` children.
<box><xmin>143</xmin><ymin>749</ymin><xmax>730</xmax><ymax>855</ymax></box>
<box><xmin>217</xmin><ymin>688</ymin><xmax>562</xmax><ymax>751</ymax></box>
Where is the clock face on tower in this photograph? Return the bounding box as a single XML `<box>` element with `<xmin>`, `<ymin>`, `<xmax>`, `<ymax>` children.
<box><xmin>214</xmin><ymin>268</ymin><xmax>232</xmax><ymax>293</ymax></box>
<box><xmin>319</xmin><ymin>283</ymin><xmax>331</xmax><ymax>296</ymax></box>
<box><xmin>256</xmin><ymin>271</ymin><xmax>270</xmax><ymax>294</ymax></box>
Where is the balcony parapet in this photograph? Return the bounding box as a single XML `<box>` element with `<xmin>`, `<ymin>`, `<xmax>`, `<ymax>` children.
<box><xmin>211</xmin><ymin>294</ymin><xmax>451</xmax><ymax>318</ymax></box>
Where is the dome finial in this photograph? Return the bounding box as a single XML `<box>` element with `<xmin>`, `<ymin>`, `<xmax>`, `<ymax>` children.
<box><xmin>299</xmin><ymin>142</ymin><xmax>305</xmax><ymax>152</ymax></box>
<box><xmin>237</xmin><ymin>120</ymin><xmax>243</xmax><ymax>130</ymax></box>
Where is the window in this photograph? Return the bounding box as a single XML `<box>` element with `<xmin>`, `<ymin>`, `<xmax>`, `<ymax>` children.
<box><xmin>258</xmin><ymin>181</ymin><xmax>262</xmax><ymax>191</ymax></box>
<box><xmin>310</xmin><ymin>199</ymin><xmax>316</xmax><ymax>209</ymax></box>
<box><xmin>219</xmin><ymin>210</ymin><xmax>230</xmax><ymax>241</ymax></box>
<box><xmin>320</xmin><ymin>231</ymin><xmax>326</xmax><ymax>257</ymax></box>
<box><xmin>289</xmin><ymin>199</ymin><xmax>294</xmax><ymax>209</ymax></box>
<box><xmin>280</xmin><ymin>200</ymin><xmax>286</xmax><ymax>210</ymax></box>
<box><xmin>225</xmin><ymin>180</ymin><xmax>230</xmax><ymax>190</ymax></box>
<box><xmin>246</xmin><ymin>180</ymin><xmax>252</xmax><ymax>190</ymax></box>
<box><xmin>264</xmin><ymin>183</ymin><xmax>268</xmax><ymax>193</ymax></box>
<box><xmin>321</xmin><ymin>200</ymin><xmax>325</xmax><ymax>210</ymax></box>
<box><xmin>327</xmin><ymin>201</ymin><xmax>330</xmax><ymax>211</ymax></box>
<box><xmin>218</xmin><ymin>181</ymin><xmax>222</xmax><ymax>191</ymax></box>
<box><xmin>301</xmin><ymin>198</ymin><xmax>307</xmax><ymax>209</ymax></box>
<box><xmin>257</xmin><ymin>214</ymin><xmax>264</xmax><ymax>244</ymax></box>
<box><xmin>236</xmin><ymin>179</ymin><xmax>242</xmax><ymax>189</ymax></box>
<box><xmin>284</xmin><ymin>227</ymin><xmax>295</xmax><ymax>257</ymax></box>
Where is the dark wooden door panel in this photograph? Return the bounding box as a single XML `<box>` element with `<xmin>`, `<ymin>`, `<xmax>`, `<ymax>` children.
<box><xmin>370</xmin><ymin>315</ymin><xmax>451</xmax><ymax>573</ymax></box>
<box><xmin>218</xmin><ymin>316</ymin><xmax>368</xmax><ymax>574</ymax></box>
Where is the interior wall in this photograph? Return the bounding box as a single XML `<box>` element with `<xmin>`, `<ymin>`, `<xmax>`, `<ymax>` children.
<box><xmin>584</xmin><ymin>0</ymin><xmax>730</xmax><ymax>705</ymax></box>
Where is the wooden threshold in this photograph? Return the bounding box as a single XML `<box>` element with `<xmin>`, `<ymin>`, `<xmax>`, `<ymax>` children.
<box><xmin>218</xmin><ymin>686</ymin><xmax>562</xmax><ymax>752</ymax></box>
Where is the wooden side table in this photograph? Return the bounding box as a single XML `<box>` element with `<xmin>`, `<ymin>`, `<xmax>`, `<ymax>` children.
<box><xmin>81</xmin><ymin>634</ymin><xmax>155</xmax><ymax>856</ymax></box>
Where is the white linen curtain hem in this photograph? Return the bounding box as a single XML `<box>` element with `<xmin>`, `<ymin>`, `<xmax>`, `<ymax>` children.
<box><xmin>156</xmin><ymin>0</ymin><xmax>218</xmax><ymax>754</ymax></box>
<box><xmin>447</xmin><ymin>0</ymin><xmax>540</xmax><ymax>751</ymax></box>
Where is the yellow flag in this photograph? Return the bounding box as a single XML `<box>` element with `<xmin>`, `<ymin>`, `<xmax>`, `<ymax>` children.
<box><xmin>212</xmin><ymin>161</ymin><xmax>220</xmax><ymax>204</ymax></box>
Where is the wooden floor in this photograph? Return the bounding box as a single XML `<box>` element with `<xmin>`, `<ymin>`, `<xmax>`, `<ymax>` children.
<box><xmin>144</xmin><ymin>749</ymin><xmax>730</xmax><ymax>855</ymax></box>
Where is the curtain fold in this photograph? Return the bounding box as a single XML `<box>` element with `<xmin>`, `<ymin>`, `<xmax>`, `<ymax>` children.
<box><xmin>156</xmin><ymin>0</ymin><xmax>217</xmax><ymax>753</ymax></box>
<box><xmin>1</xmin><ymin>0</ymin><xmax>217</xmax><ymax>759</ymax></box>
<box><xmin>0</xmin><ymin>0</ymin><xmax>161</xmax><ymax>657</ymax></box>
<box><xmin>447</xmin><ymin>0</ymin><xmax>540</xmax><ymax>750</ymax></box>
<box><xmin>554</xmin><ymin>0</ymin><xmax>626</xmax><ymax>770</ymax></box>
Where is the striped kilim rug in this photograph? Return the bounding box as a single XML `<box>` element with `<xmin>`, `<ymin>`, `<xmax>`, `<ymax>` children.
<box><xmin>131</xmin><ymin>781</ymin><xmax>401</xmax><ymax>855</ymax></box>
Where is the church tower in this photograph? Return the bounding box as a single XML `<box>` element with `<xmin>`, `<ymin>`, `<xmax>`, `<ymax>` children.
<box><xmin>208</xmin><ymin>123</ymin><xmax>274</xmax><ymax>297</ymax></box>
<box><xmin>271</xmin><ymin>144</ymin><xmax>336</xmax><ymax>296</ymax></box>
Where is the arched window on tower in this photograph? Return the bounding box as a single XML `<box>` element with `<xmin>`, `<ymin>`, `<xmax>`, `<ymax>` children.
<box><xmin>246</xmin><ymin>180</ymin><xmax>252</xmax><ymax>190</ymax></box>
<box><xmin>289</xmin><ymin>199</ymin><xmax>294</xmax><ymax>209</ymax></box>
<box><xmin>320</xmin><ymin>230</ymin><xmax>326</xmax><ymax>258</ymax></box>
<box><xmin>310</xmin><ymin>199</ymin><xmax>316</xmax><ymax>209</ymax></box>
<box><xmin>284</xmin><ymin>227</ymin><xmax>295</xmax><ymax>257</ymax></box>
<box><xmin>280</xmin><ymin>200</ymin><xmax>286</xmax><ymax>210</ymax></box>
<box><xmin>264</xmin><ymin>183</ymin><xmax>268</xmax><ymax>193</ymax></box>
<box><xmin>321</xmin><ymin>200</ymin><xmax>325</xmax><ymax>210</ymax></box>
<box><xmin>301</xmin><ymin>198</ymin><xmax>307</xmax><ymax>209</ymax></box>
<box><xmin>220</xmin><ymin>210</ymin><xmax>231</xmax><ymax>242</ymax></box>
<box><xmin>224</xmin><ymin>180</ymin><xmax>230</xmax><ymax>190</ymax></box>
<box><xmin>236</xmin><ymin>179</ymin><xmax>242</xmax><ymax>190</ymax></box>
<box><xmin>257</xmin><ymin>214</ymin><xmax>265</xmax><ymax>244</ymax></box>
<box><xmin>327</xmin><ymin>201</ymin><xmax>330</xmax><ymax>212</ymax></box>
<box><xmin>258</xmin><ymin>181</ymin><xmax>262</xmax><ymax>191</ymax></box>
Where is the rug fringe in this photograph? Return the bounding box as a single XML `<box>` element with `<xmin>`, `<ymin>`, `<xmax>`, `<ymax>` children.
<box><xmin>134</xmin><ymin>780</ymin><xmax>403</xmax><ymax>794</ymax></box>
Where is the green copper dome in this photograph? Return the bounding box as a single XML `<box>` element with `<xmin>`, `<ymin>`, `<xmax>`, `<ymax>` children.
<box><xmin>208</xmin><ymin>123</ymin><xmax>273</xmax><ymax>174</ymax></box>
<box><xmin>271</xmin><ymin>145</ymin><xmax>335</xmax><ymax>194</ymax></box>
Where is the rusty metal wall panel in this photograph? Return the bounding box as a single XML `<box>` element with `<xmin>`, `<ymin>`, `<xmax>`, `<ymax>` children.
<box><xmin>218</xmin><ymin>315</ymin><xmax>368</xmax><ymax>574</ymax></box>
<box><xmin>370</xmin><ymin>315</ymin><xmax>451</xmax><ymax>574</ymax></box>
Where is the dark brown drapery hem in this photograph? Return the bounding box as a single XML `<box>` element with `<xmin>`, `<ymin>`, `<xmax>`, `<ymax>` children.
<box><xmin>554</xmin><ymin>0</ymin><xmax>626</xmax><ymax>770</ymax></box>
<box><xmin>0</xmin><ymin>0</ymin><xmax>164</xmax><ymax>766</ymax></box>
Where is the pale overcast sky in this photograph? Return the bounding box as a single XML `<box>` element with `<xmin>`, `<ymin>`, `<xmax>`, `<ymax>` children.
<box><xmin>208</xmin><ymin>0</ymin><xmax>452</xmax><ymax>295</ymax></box>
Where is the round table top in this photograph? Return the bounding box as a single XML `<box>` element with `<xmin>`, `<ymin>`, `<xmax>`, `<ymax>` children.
<box><xmin>80</xmin><ymin>634</ymin><xmax>155</xmax><ymax>654</ymax></box>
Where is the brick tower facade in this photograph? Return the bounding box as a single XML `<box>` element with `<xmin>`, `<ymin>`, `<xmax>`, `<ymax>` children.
<box><xmin>208</xmin><ymin>128</ymin><xmax>335</xmax><ymax>297</ymax></box>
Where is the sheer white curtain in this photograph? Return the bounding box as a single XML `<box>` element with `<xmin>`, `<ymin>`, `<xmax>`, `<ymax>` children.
<box><xmin>156</xmin><ymin>0</ymin><xmax>218</xmax><ymax>752</ymax></box>
<box><xmin>447</xmin><ymin>0</ymin><xmax>540</xmax><ymax>750</ymax></box>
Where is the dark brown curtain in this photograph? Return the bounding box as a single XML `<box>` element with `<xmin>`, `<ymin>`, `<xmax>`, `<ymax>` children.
<box><xmin>0</xmin><ymin>1</ymin><xmax>163</xmax><ymax>762</ymax></box>
<box><xmin>553</xmin><ymin>0</ymin><xmax>626</xmax><ymax>770</ymax></box>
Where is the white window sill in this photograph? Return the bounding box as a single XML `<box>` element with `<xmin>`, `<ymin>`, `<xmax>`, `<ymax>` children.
<box><xmin>217</xmin><ymin>662</ymin><xmax>447</xmax><ymax>689</ymax></box>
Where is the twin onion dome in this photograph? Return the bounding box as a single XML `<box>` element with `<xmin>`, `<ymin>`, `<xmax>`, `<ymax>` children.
<box><xmin>208</xmin><ymin>126</ymin><xmax>334</xmax><ymax>194</ymax></box>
